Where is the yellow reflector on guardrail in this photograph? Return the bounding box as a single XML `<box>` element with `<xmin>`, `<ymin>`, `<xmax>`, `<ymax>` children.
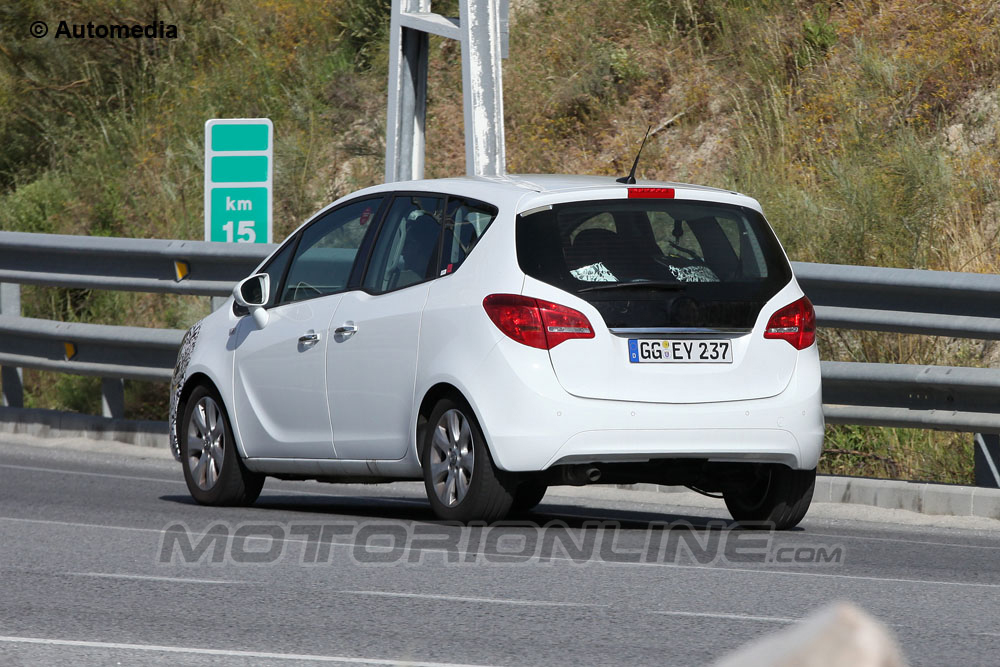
<box><xmin>64</xmin><ymin>342</ymin><xmax>76</xmax><ymax>360</ymax></box>
<box><xmin>174</xmin><ymin>260</ymin><xmax>189</xmax><ymax>281</ymax></box>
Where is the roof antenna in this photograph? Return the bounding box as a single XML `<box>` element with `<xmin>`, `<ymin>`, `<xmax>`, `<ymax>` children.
<box><xmin>616</xmin><ymin>125</ymin><xmax>652</xmax><ymax>184</ymax></box>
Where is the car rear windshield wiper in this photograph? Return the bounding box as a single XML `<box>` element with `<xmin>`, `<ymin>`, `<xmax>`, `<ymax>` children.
<box><xmin>577</xmin><ymin>280</ymin><xmax>688</xmax><ymax>293</ymax></box>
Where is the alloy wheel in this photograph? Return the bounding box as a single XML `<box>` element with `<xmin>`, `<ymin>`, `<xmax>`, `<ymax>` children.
<box><xmin>429</xmin><ymin>409</ymin><xmax>475</xmax><ymax>507</ymax></box>
<box><xmin>186</xmin><ymin>395</ymin><xmax>226</xmax><ymax>491</ymax></box>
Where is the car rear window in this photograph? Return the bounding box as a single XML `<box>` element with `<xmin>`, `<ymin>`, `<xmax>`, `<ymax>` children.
<box><xmin>516</xmin><ymin>199</ymin><xmax>792</xmax><ymax>329</ymax></box>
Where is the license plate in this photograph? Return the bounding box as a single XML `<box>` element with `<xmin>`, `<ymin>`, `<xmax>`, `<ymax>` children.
<box><xmin>628</xmin><ymin>339</ymin><xmax>733</xmax><ymax>364</ymax></box>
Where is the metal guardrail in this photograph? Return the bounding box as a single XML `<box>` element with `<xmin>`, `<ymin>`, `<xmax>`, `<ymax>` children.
<box><xmin>1</xmin><ymin>232</ymin><xmax>999</xmax><ymax>445</ymax></box>
<box><xmin>0</xmin><ymin>315</ymin><xmax>183</xmax><ymax>383</ymax></box>
<box><xmin>794</xmin><ymin>261</ymin><xmax>1000</xmax><ymax>339</ymax></box>
<box><xmin>820</xmin><ymin>362</ymin><xmax>1000</xmax><ymax>432</ymax></box>
<box><xmin>0</xmin><ymin>232</ymin><xmax>273</xmax><ymax>416</ymax></box>
<box><xmin>0</xmin><ymin>231</ymin><xmax>274</xmax><ymax>297</ymax></box>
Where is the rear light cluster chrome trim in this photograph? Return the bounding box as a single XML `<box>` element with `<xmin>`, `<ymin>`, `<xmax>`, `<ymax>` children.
<box><xmin>764</xmin><ymin>296</ymin><xmax>816</xmax><ymax>350</ymax></box>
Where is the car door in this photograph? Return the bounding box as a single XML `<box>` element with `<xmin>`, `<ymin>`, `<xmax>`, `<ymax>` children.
<box><xmin>326</xmin><ymin>194</ymin><xmax>445</xmax><ymax>461</ymax></box>
<box><xmin>233</xmin><ymin>197</ymin><xmax>384</xmax><ymax>459</ymax></box>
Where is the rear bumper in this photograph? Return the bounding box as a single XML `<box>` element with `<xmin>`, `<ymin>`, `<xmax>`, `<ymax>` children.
<box><xmin>549</xmin><ymin>428</ymin><xmax>806</xmax><ymax>468</ymax></box>
<box><xmin>465</xmin><ymin>339</ymin><xmax>824</xmax><ymax>472</ymax></box>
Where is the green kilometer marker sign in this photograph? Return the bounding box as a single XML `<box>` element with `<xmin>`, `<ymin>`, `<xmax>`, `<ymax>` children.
<box><xmin>204</xmin><ymin>119</ymin><xmax>272</xmax><ymax>243</ymax></box>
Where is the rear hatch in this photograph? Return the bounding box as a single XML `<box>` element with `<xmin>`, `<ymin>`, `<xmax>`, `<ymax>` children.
<box><xmin>516</xmin><ymin>194</ymin><xmax>799</xmax><ymax>403</ymax></box>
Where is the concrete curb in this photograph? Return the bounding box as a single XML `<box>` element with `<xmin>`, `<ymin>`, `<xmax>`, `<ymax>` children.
<box><xmin>0</xmin><ymin>407</ymin><xmax>166</xmax><ymax>449</ymax></box>
<box><xmin>608</xmin><ymin>476</ymin><xmax>1000</xmax><ymax>521</ymax></box>
<box><xmin>814</xmin><ymin>474</ymin><xmax>1000</xmax><ymax>521</ymax></box>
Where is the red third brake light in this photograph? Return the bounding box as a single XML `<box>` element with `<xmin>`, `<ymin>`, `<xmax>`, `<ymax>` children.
<box><xmin>628</xmin><ymin>187</ymin><xmax>675</xmax><ymax>199</ymax></box>
<box><xmin>483</xmin><ymin>294</ymin><xmax>595</xmax><ymax>350</ymax></box>
<box><xmin>764</xmin><ymin>296</ymin><xmax>816</xmax><ymax>350</ymax></box>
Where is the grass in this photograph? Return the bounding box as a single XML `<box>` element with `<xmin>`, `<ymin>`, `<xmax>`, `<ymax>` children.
<box><xmin>2</xmin><ymin>0</ymin><xmax>999</xmax><ymax>482</ymax></box>
<box><xmin>821</xmin><ymin>425</ymin><xmax>974</xmax><ymax>485</ymax></box>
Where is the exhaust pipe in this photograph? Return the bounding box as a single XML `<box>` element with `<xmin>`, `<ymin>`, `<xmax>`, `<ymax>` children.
<box><xmin>558</xmin><ymin>465</ymin><xmax>602</xmax><ymax>486</ymax></box>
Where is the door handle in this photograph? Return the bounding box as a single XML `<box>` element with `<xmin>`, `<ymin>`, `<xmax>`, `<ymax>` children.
<box><xmin>334</xmin><ymin>323</ymin><xmax>358</xmax><ymax>337</ymax></box>
<box><xmin>298</xmin><ymin>332</ymin><xmax>321</xmax><ymax>344</ymax></box>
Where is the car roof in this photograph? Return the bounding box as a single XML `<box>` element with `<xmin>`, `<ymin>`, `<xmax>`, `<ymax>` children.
<box><xmin>329</xmin><ymin>174</ymin><xmax>763</xmax><ymax>214</ymax></box>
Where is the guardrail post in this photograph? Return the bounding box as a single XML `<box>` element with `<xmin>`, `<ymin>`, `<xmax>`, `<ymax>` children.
<box><xmin>0</xmin><ymin>282</ymin><xmax>24</xmax><ymax>408</ymax></box>
<box><xmin>974</xmin><ymin>433</ymin><xmax>1000</xmax><ymax>488</ymax></box>
<box><xmin>101</xmin><ymin>378</ymin><xmax>125</xmax><ymax>419</ymax></box>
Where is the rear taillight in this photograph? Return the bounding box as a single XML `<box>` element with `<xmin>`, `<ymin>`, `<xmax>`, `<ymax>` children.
<box><xmin>536</xmin><ymin>298</ymin><xmax>596</xmax><ymax>347</ymax></box>
<box><xmin>482</xmin><ymin>294</ymin><xmax>545</xmax><ymax>349</ymax></box>
<box><xmin>483</xmin><ymin>294</ymin><xmax>595</xmax><ymax>350</ymax></box>
<box><xmin>764</xmin><ymin>296</ymin><xmax>816</xmax><ymax>350</ymax></box>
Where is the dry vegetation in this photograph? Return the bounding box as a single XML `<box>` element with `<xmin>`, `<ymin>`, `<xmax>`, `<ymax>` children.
<box><xmin>1</xmin><ymin>0</ymin><xmax>999</xmax><ymax>481</ymax></box>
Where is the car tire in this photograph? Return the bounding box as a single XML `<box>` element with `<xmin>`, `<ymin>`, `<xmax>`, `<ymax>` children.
<box><xmin>724</xmin><ymin>465</ymin><xmax>815</xmax><ymax>530</ymax></box>
<box><xmin>510</xmin><ymin>480</ymin><xmax>548</xmax><ymax>515</ymax></box>
<box><xmin>421</xmin><ymin>397</ymin><xmax>515</xmax><ymax>523</ymax></box>
<box><xmin>180</xmin><ymin>385</ymin><xmax>264</xmax><ymax>506</ymax></box>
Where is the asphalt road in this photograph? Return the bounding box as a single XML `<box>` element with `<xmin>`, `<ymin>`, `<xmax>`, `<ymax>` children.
<box><xmin>1</xmin><ymin>435</ymin><xmax>999</xmax><ymax>666</ymax></box>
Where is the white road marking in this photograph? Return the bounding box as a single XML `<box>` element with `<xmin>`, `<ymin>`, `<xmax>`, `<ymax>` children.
<box><xmin>651</xmin><ymin>610</ymin><xmax>797</xmax><ymax>623</ymax></box>
<box><xmin>0</xmin><ymin>463</ymin><xmax>183</xmax><ymax>486</ymax></box>
<box><xmin>2</xmin><ymin>514</ymin><xmax>999</xmax><ymax>591</ymax></box>
<box><xmin>339</xmin><ymin>592</ymin><xmax>803</xmax><ymax>625</ymax></box>
<box><xmin>601</xmin><ymin>558</ymin><xmax>1000</xmax><ymax>589</ymax></box>
<box><xmin>539</xmin><ymin>507</ymin><xmax>1000</xmax><ymax>550</ymax></box>
<box><xmin>68</xmin><ymin>572</ymin><xmax>247</xmax><ymax>585</ymax></box>
<box><xmin>340</xmin><ymin>591</ymin><xmax>800</xmax><ymax>623</ymax></box>
<box><xmin>0</xmin><ymin>636</ymin><xmax>498</xmax><ymax>666</ymax></box>
<box><xmin>339</xmin><ymin>590</ymin><xmax>607</xmax><ymax>608</ymax></box>
<box><xmin>806</xmin><ymin>531</ymin><xmax>1000</xmax><ymax>551</ymax></box>
<box><xmin>0</xmin><ymin>516</ymin><xmax>166</xmax><ymax>536</ymax></box>
<box><xmin>0</xmin><ymin>462</ymin><xmax>426</xmax><ymax>504</ymax></box>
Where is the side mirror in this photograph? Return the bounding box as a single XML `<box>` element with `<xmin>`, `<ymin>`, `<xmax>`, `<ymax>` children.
<box><xmin>233</xmin><ymin>274</ymin><xmax>270</xmax><ymax>328</ymax></box>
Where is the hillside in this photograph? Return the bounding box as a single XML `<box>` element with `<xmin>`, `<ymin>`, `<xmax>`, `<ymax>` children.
<box><xmin>1</xmin><ymin>0</ymin><xmax>998</xmax><ymax>481</ymax></box>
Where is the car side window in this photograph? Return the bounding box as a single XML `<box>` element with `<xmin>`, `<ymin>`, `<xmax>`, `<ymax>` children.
<box><xmin>439</xmin><ymin>196</ymin><xmax>498</xmax><ymax>275</ymax></box>
<box><xmin>362</xmin><ymin>195</ymin><xmax>444</xmax><ymax>293</ymax></box>
<box><xmin>278</xmin><ymin>197</ymin><xmax>383</xmax><ymax>304</ymax></box>
<box><xmin>259</xmin><ymin>239</ymin><xmax>295</xmax><ymax>308</ymax></box>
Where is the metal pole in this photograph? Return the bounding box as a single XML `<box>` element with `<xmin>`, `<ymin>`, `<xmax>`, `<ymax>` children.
<box><xmin>385</xmin><ymin>0</ymin><xmax>430</xmax><ymax>182</ymax></box>
<box><xmin>459</xmin><ymin>0</ymin><xmax>506</xmax><ymax>177</ymax></box>
<box><xmin>385</xmin><ymin>0</ymin><xmax>507</xmax><ymax>182</ymax></box>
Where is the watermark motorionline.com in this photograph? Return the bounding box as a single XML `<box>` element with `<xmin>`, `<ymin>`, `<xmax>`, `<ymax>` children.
<box><xmin>30</xmin><ymin>20</ymin><xmax>178</xmax><ymax>39</ymax></box>
<box><xmin>157</xmin><ymin>520</ymin><xmax>846</xmax><ymax>567</ymax></box>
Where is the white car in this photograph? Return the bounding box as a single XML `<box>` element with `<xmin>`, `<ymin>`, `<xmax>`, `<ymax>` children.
<box><xmin>169</xmin><ymin>175</ymin><xmax>823</xmax><ymax>529</ymax></box>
